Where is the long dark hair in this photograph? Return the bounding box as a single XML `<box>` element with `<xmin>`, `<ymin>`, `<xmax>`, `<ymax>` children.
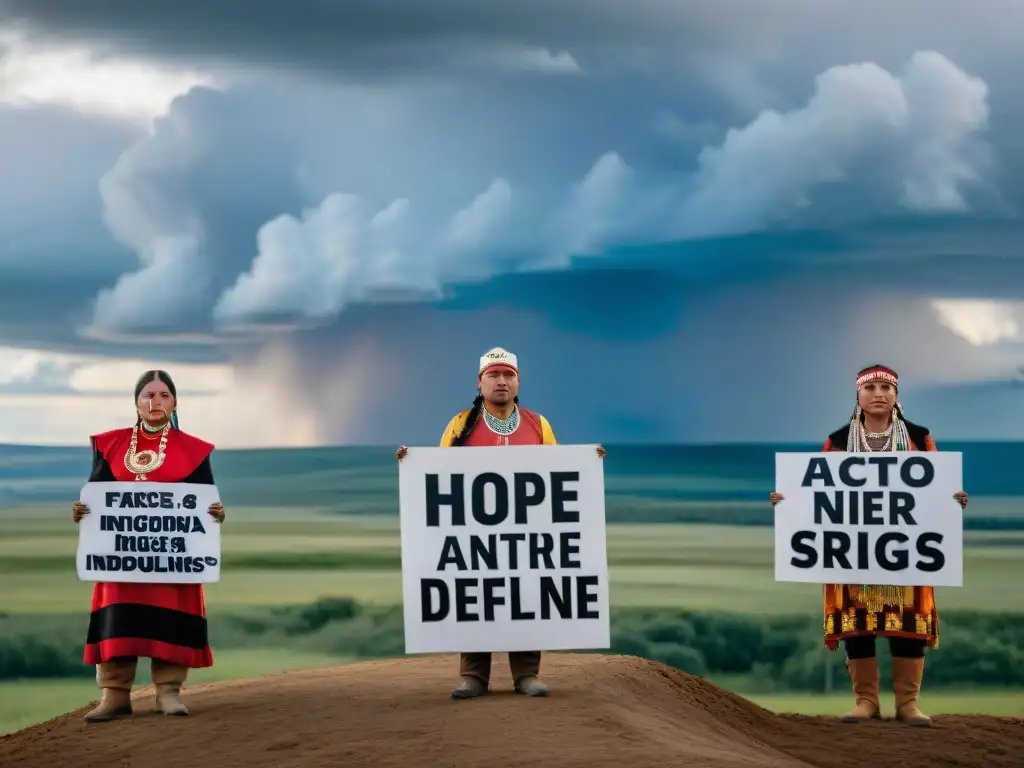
<box><xmin>451</xmin><ymin>394</ymin><xmax>519</xmax><ymax>447</ymax></box>
<box><xmin>134</xmin><ymin>369</ymin><xmax>179</xmax><ymax>429</ymax></box>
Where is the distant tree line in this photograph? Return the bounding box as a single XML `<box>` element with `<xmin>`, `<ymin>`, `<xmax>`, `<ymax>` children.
<box><xmin>2</xmin><ymin>600</ymin><xmax>1022</xmax><ymax>689</ymax></box>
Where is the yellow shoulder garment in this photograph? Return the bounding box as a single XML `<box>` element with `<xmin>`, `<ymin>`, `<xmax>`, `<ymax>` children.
<box><xmin>439</xmin><ymin>410</ymin><xmax>472</xmax><ymax>447</ymax></box>
<box><xmin>539</xmin><ymin>415</ymin><xmax>557</xmax><ymax>445</ymax></box>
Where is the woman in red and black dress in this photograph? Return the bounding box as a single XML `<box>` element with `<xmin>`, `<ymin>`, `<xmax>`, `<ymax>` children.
<box><xmin>72</xmin><ymin>369</ymin><xmax>226</xmax><ymax>722</ymax></box>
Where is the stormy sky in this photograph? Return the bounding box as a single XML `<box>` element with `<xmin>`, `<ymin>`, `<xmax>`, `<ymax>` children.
<box><xmin>1</xmin><ymin>0</ymin><xmax>1023</xmax><ymax>447</ymax></box>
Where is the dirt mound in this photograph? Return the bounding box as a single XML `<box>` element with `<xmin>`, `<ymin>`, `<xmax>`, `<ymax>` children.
<box><xmin>2</xmin><ymin>654</ymin><xmax>1021</xmax><ymax>768</ymax></box>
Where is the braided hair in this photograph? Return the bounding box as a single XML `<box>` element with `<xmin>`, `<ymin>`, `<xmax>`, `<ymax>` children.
<box><xmin>451</xmin><ymin>394</ymin><xmax>520</xmax><ymax>446</ymax></box>
<box><xmin>846</xmin><ymin>364</ymin><xmax>910</xmax><ymax>452</ymax></box>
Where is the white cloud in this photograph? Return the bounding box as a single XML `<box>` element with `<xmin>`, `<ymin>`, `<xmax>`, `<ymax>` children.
<box><xmin>444</xmin><ymin>178</ymin><xmax>512</xmax><ymax>251</ymax></box>
<box><xmin>104</xmin><ymin>50</ymin><xmax>994</xmax><ymax>335</ymax></box>
<box><xmin>17</xmin><ymin>39</ymin><xmax>993</xmax><ymax>352</ymax></box>
<box><xmin>0</xmin><ymin>346</ymin><xmax>230</xmax><ymax>395</ymax></box>
<box><xmin>898</xmin><ymin>51</ymin><xmax>990</xmax><ymax>211</ymax></box>
<box><xmin>549</xmin><ymin>151</ymin><xmax>638</xmax><ymax>260</ymax></box>
<box><xmin>0</xmin><ymin>347</ymin><xmax>55</xmax><ymax>385</ymax></box>
<box><xmin>212</xmin><ymin>177</ymin><xmax>516</xmax><ymax>330</ymax></box>
<box><xmin>212</xmin><ymin>192</ymin><xmax>422</xmax><ymax>328</ymax></box>
<box><xmin>0</xmin><ymin>29</ymin><xmax>216</xmax><ymax>126</ymax></box>
<box><xmin>930</xmin><ymin>298</ymin><xmax>1022</xmax><ymax>346</ymax></box>
<box><xmin>0</xmin><ymin>346</ymin><xmax>315</xmax><ymax>447</ymax></box>
<box><xmin>674</xmin><ymin>51</ymin><xmax>990</xmax><ymax>238</ymax></box>
<box><xmin>66</xmin><ymin>357</ymin><xmax>231</xmax><ymax>394</ymax></box>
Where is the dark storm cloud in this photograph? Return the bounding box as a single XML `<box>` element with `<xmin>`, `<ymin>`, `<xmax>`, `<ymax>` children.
<box><xmin>232</xmin><ymin>246</ymin><xmax>1024</xmax><ymax>445</ymax></box>
<box><xmin>223</xmin><ymin>215</ymin><xmax>1024</xmax><ymax>444</ymax></box>
<box><xmin>2</xmin><ymin>0</ymin><xmax>1023</xmax><ymax>447</ymax></box>
<box><xmin>2</xmin><ymin>0</ymin><xmax>820</xmax><ymax>56</ymax></box>
<box><xmin>5</xmin><ymin>0</ymin><xmax>1022</xmax><ymax>88</ymax></box>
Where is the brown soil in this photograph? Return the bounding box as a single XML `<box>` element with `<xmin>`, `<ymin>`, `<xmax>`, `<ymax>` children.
<box><xmin>2</xmin><ymin>654</ymin><xmax>1021</xmax><ymax>768</ymax></box>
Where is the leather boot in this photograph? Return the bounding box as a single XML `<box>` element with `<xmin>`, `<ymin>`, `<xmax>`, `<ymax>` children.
<box><xmin>451</xmin><ymin>676</ymin><xmax>488</xmax><ymax>699</ymax></box>
<box><xmin>152</xmin><ymin>659</ymin><xmax>190</xmax><ymax>716</ymax></box>
<box><xmin>453</xmin><ymin>652</ymin><xmax>491</xmax><ymax>698</ymax></box>
<box><xmin>85</xmin><ymin>657</ymin><xmax>137</xmax><ymax>723</ymax></box>
<box><xmin>893</xmin><ymin>657</ymin><xmax>932</xmax><ymax>727</ymax></box>
<box><xmin>509</xmin><ymin>651</ymin><xmax>548</xmax><ymax>696</ymax></box>
<box><xmin>514</xmin><ymin>676</ymin><xmax>549</xmax><ymax>697</ymax></box>
<box><xmin>839</xmin><ymin>657</ymin><xmax>881</xmax><ymax>722</ymax></box>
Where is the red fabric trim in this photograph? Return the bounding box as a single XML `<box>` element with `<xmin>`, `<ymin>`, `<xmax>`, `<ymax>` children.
<box><xmin>89</xmin><ymin>582</ymin><xmax>207</xmax><ymax>616</ymax></box>
<box><xmin>84</xmin><ymin>638</ymin><xmax>214</xmax><ymax>667</ymax></box>
<box><xmin>90</xmin><ymin>427</ymin><xmax>215</xmax><ymax>482</ymax></box>
<box><xmin>479</xmin><ymin>363</ymin><xmax>518</xmax><ymax>377</ymax></box>
<box><xmin>856</xmin><ymin>366</ymin><xmax>898</xmax><ymax>389</ymax></box>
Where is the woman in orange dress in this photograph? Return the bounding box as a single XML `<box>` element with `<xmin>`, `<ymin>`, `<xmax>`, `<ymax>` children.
<box><xmin>770</xmin><ymin>365</ymin><xmax>968</xmax><ymax>727</ymax></box>
<box><xmin>71</xmin><ymin>369</ymin><xmax>226</xmax><ymax>722</ymax></box>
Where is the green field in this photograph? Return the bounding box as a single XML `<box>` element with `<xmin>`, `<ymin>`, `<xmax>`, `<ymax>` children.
<box><xmin>3</xmin><ymin>509</ymin><xmax>1023</xmax><ymax>614</ymax></box>
<box><xmin>3</xmin><ymin>507</ymin><xmax>1023</xmax><ymax>736</ymax></box>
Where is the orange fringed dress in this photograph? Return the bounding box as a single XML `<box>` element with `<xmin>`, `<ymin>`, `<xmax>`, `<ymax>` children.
<box><xmin>821</xmin><ymin>421</ymin><xmax>940</xmax><ymax>651</ymax></box>
<box><xmin>83</xmin><ymin>427</ymin><xmax>217</xmax><ymax>668</ymax></box>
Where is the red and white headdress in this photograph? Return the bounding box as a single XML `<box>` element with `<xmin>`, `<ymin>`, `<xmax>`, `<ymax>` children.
<box><xmin>856</xmin><ymin>365</ymin><xmax>898</xmax><ymax>391</ymax></box>
<box><xmin>848</xmin><ymin>364</ymin><xmax>909</xmax><ymax>451</ymax></box>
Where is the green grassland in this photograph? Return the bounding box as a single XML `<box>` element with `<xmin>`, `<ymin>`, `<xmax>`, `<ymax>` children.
<box><xmin>3</xmin><ymin>508</ymin><xmax>1022</xmax><ymax>614</ymax></box>
<box><xmin>3</xmin><ymin>507</ymin><xmax>1023</xmax><ymax>736</ymax></box>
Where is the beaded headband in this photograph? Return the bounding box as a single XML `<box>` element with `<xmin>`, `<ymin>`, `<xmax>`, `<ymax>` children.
<box><xmin>856</xmin><ymin>366</ymin><xmax>898</xmax><ymax>390</ymax></box>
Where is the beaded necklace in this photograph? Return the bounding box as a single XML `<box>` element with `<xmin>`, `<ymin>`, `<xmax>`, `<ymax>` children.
<box><xmin>482</xmin><ymin>405</ymin><xmax>520</xmax><ymax>436</ymax></box>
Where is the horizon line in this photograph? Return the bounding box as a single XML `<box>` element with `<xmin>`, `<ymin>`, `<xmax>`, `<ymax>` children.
<box><xmin>3</xmin><ymin>438</ymin><xmax>1023</xmax><ymax>452</ymax></box>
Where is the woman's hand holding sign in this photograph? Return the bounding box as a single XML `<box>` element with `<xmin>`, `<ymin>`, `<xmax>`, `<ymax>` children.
<box><xmin>769</xmin><ymin>492</ymin><xmax>784</xmax><ymax>506</ymax></box>
<box><xmin>72</xmin><ymin>500</ymin><xmax>89</xmax><ymax>523</ymax></box>
<box><xmin>208</xmin><ymin>502</ymin><xmax>226</xmax><ymax>524</ymax></box>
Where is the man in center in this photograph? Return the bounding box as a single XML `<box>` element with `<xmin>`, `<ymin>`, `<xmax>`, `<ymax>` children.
<box><xmin>396</xmin><ymin>346</ymin><xmax>604</xmax><ymax>699</ymax></box>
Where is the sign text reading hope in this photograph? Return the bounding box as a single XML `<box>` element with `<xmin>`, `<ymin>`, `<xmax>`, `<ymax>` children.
<box><xmin>773</xmin><ymin>451</ymin><xmax>963</xmax><ymax>587</ymax></box>
<box><xmin>398</xmin><ymin>444</ymin><xmax>611</xmax><ymax>654</ymax></box>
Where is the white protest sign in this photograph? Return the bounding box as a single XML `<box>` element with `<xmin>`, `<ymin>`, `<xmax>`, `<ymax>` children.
<box><xmin>398</xmin><ymin>444</ymin><xmax>610</xmax><ymax>654</ymax></box>
<box><xmin>76</xmin><ymin>481</ymin><xmax>222</xmax><ymax>584</ymax></box>
<box><xmin>774</xmin><ymin>451</ymin><xmax>963</xmax><ymax>587</ymax></box>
